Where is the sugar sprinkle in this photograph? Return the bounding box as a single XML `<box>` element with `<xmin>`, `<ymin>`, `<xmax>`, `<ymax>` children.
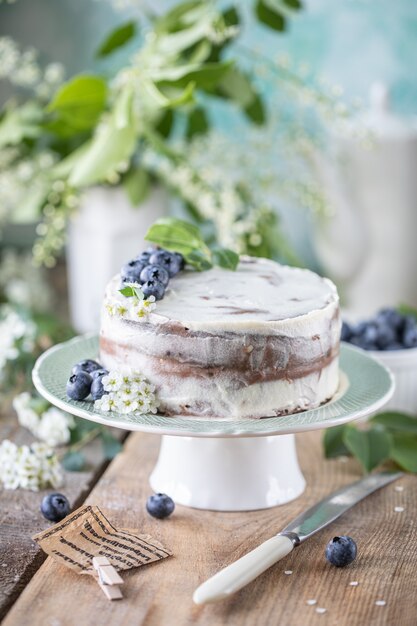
<box><xmin>316</xmin><ymin>607</ymin><xmax>327</xmax><ymax>614</ymax></box>
<box><xmin>306</xmin><ymin>599</ymin><xmax>317</xmax><ymax>606</ymax></box>
<box><xmin>284</xmin><ymin>570</ymin><xmax>293</xmax><ymax>575</ymax></box>
<box><xmin>375</xmin><ymin>600</ymin><xmax>386</xmax><ymax>607</ymax></box>
<box><xmin>349</xmin><ymin>581</ymin><xmax>359</xmax><ymax>586</ymax></box>
<box><xmin>394</xmin><ymin>506</ymin><xmax>405</xmax><ymax>512</ymax></box>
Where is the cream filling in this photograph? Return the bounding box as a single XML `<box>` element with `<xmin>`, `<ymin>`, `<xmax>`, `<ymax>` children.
<box><xmin>100</xmin><ymin>349</ymin><xmax>339</xmax><ymax>419</ymax></box>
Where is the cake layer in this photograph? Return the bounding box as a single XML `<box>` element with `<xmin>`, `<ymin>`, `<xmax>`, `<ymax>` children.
<box><xmin>99</xmin><ymin>257</ymin><xmax>340</xmax><ymax>419</ymax></box>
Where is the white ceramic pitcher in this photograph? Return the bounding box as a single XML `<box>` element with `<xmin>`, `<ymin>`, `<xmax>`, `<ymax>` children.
<box><xmin>67</xmin><ymin>185</ymin><xmax>168</xmax><ymax>333</ymax></box>
<box><xmin>314</xmin><ymin>83</ymin><xmax>417</xmax><ymax>317</ymax></box>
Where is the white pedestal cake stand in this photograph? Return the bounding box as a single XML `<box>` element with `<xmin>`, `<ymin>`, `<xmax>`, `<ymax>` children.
<box><xmin>33</xmin><ymin>335</ymin><xmax>394</xmax><ymax>512</ymax></box>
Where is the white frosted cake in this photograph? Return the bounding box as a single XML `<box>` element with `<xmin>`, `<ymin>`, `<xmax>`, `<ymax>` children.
<box><xmin>99</xmin><ymin>257</ymin><xmax>341</xmax><ymax>419</ymax></box>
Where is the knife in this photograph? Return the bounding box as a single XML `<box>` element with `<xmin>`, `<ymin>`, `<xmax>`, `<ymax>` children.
<box><xmin>193</xmin><ymin>471</ymin><xmax>402</xmax><ymax>605</ymax></box>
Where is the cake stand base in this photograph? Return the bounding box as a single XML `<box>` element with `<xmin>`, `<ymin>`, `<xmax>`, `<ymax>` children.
<box><xmin>149</xmin><ymin>434</ymin><xmax>306</xmax><ymax>511</ymax></box>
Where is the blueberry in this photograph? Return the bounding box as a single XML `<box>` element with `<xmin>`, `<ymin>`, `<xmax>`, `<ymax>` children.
<box><xmin>146</xmin><ymin>493</ymin><xmax>175</xmax><ymax>519</ymax></box>
<box><xmin>341</xmin><ymin>321</ymin><xmax>352</xmax><ymax>341</ymax></box>
<box><xmin>90</xmin><ymin>368</ymin><xmax>108</xmax><ymax>379</ymax></box>
<box><xmin>72</xmin><ymin>359</ymin><xmax>102</xmax><ymax>375</ymax></box>
<box><xmin>349</xmin><ymin>336</ymin><xmax>377</xmax><ymax>351</ymax></box>
<box><xmin>173</xmin><ymin>252</ymin><xmax>185</xmax><ymax>270</ymax></box>
<box><xmin>91</xmin><ymin>376</ymin><xmax>107</xmax><ymax>400</ymax></box>
<box><xmin>377</xmin><ymin>308</ymin><xmax>404</xmax><ymax>331</ymax></box>
<box><xmin>66</xmin><ymin>371</ymin><xmax>92</xmax><ymax>400</ymax></box>
<box><xmin>142</xmin><ymin>279</ymin><xmax>165</xmax><ymax>301</ymax></box>
<box><xmin>402</xmin><ymin>324</ymin><xmax>417</xmax><ymax>348</ymax></box>
<box><xmin>140</xmin><ymin>264</ymin><xmax>170</xmax><ymax>287</ymax></box>
<box><xmin>325</xmin><ymin>536</ymin><xmax>357</xmax><ymax>567</ymax></box>
<box><xmin>375</xmin><ymin>322</ymin><xmax>397</xmax><ymax>349</ymax></box>
<box><xmin>121</xmin><ymin>259</ymin><xmax>145</xmax><ymax>283</ymax></box>
<box><xmin>40</xmin><ymin>492</ymin><xmax>70</xmax><ymax>523</ymax></box>
<box><xmin>149</xmin><ymin>250</ymin><xmax>182</xmax><ymax>277</ymax></box>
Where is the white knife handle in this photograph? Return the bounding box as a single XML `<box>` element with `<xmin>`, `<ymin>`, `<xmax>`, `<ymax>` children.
<box><xmin>193</xmin><ymin>534</ymin><xmax>294</xmax><ymax>605</ymax></box>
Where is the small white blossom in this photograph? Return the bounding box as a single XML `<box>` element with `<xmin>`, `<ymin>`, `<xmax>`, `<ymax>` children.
<box><xmin>94</xmin><ymin>369</ymin><xmax>159</xmax><ymax>416</ymax></box>
<box><xmin>102</xmin><ymin>372</ymin><xmax>123</xmax><ymax>392</ymax></box>
<box><xmin>0</xmin><ymin>440</ymin><xmax>63</xmax><ymax>491</ymax></box>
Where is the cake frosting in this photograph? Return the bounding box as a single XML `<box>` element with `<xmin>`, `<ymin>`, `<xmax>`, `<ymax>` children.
<box><xmin>99</xmin><ymin>257</ymin><xmax>341</xmax><ymax>419</ymax></box>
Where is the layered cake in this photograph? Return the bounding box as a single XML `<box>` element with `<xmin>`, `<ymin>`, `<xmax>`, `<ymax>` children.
<box><xmin>99</xmin><ymin>256</ymin><xmax>341</xmax><ymax>419</ymax></box>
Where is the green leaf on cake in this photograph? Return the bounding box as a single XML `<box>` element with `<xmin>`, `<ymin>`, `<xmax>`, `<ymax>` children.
<box><xmin>145</xmin><ymin>218</ymin><xmax>239</xmax><ymax>271</ymax></box>
<box><xmin>211</xmin><ymin>247</ymin><xmax>239</xmax><ymax>271</ymax></box>
<box><xmin>96</xmin><ymin>21</ymin><xmax>137</xmax><ymax>57</ymax></box>
<box><xmin>119</xmin><ymin>285</ymin><xmax>144</xmax><ymax>300</ymax></box>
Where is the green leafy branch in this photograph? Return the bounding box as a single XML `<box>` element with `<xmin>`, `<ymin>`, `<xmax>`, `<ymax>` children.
<box><xmin>145</xmin><ymin>217</ymin><xmax>239</xmax><ymax>271</ymax></box>
<box><xmin>323</xmin><ymin>412</ymin><xmax>417</xmax><ymax>473</ymax></box>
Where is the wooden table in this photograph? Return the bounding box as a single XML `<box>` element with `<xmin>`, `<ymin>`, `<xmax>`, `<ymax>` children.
<box><xmin>1</xmin><ymin>428</ymin><xmax>415</xmax><ymax>626</ymax></box>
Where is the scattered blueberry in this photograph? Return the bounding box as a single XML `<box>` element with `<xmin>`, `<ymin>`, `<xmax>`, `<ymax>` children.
<box><xmin>72</xmin><ymin>359</ymin><xmax>102</xmax><ymax>375</ymax></box>
<box><xmin>91</xmin><ymin>375</ymin><xmax>107</xmax><ymax>401</ymax></box>
<box><xmin>149</xmin><ymin>250</ymin><xmax>182</xmax><ymax>277</ymax></box>
<box><xmin>140</xmin><ymin>264</ymin><xmax>170</xmax><ymax>287</ymax></box>
<box><xmin>40</xmin><ymin>492</ymin><xmax>70</xmax><ymax>523</ymax></box>
<box><xmin>146</xmin><ymin>493</ymin><xmax>175</xmax><ymax>519</ymax></box>
<box><xmin>142</xmin><ymin>279</ymin><xmax>165</xmax><ymax>300</ymax></box>
<box><xmin>121</xmin><ymin>259</ymin><xmax>146</xmax><ymax>283</ymax></box>
<box><xmin>325</xmin><ymin>536</ymin><xmax>357</xmax><ymax>567</ymax></box>
<box><xmin>173</xmin><ymin>252</ymin><xmax>185</xmax><ymax>270</ymax></box>
<box><xmin>90</xmin><ymin>368</ymin><xmax>109</xmax><ymax>380</ymax></box>
<box><xmin>66</xmin><ymin>371</ymin><xmax>92</xmax><ymax>400</ymax></box>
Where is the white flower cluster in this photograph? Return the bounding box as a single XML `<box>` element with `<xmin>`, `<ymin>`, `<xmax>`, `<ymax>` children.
<box><xmin>105</xmin><ymin>289</ymin><xmax>156</xmax><ymax>322</ymax></box>
<box><xmin>0</xmin><ymin>439</ymin><xmax>63</xmax><ymax>491</ymax></box>
<box><xmin>0</xmin><ymin>36</ymin><xmax>64</xmax><ymax>98</ymax></box>
<box><xmin>0</xmin><ymin>149</ymin><xmax>57</xmax><ymax>228</ymax></box>
<box><xmin>0</xmin><ymin>306</ymin><xmax>36</xmax><ymax>380</ymax></box>
<box><xmin>13</xmin><ymin>392</ymin><xmax>75</xmax><ymax>447</ymax></box>
<box><xmin>95</xmin><ymin>370</ymin><xmax>159</xmax><ymax>415</ymax></box>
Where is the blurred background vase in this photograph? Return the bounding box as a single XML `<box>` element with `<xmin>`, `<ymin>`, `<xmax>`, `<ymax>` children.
<box><xmin>314</xmin><ymin>83</ymin><xmax>417</xmax><ymax>317</ymax></box>
<box><xmin>67</xmin><ymin>185</ymin><xmax>168</xmax><ymax>333</ymax></box>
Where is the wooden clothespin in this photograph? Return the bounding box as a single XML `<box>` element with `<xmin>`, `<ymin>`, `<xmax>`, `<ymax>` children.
<box><xmin>92</xmin><ymin>556</ymin><xmax>124</xmax><ymax>601</ymax></box>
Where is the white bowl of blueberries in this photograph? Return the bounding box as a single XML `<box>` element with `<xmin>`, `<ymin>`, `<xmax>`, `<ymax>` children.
<box><xmin>342</xmin><ymin>307</ymin><xmax>417</xmax><ymax>414</ymax></box>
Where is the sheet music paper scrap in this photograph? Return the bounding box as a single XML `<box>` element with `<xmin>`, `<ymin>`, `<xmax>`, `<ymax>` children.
<box><xmin>33</xmin><ymin>505</ymin><xmax>172</xmax><ymax>575</ymax></box>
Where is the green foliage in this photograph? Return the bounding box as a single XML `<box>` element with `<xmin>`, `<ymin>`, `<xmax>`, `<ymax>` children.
<box><xmin>0</xmin><ymin>102</ymin><xmax>43</xmax><ymax>148</ymax></box>
<box><xmin>145</xmin><ymin>217</ymin><xmax>239</xmax><ymax>271</ymax></box>
<box><xmin>61</xmin><ymin>450</ymin><xmax>86</xmax><ymax>472</ymax></box>
<box><xmin>119</xmin><ymin>284</ymin><xmax>144</xmax><ymax>299</ymax></box>
<box><xmin>96</xmin><ymin>21</ymin><xmax>137</xmax><ymax>57</ymax></box>
<box><xmin>323</xmin><ymin>411</ymin><xmax>417</xmax><ymax>474</ymax></box>
<box><xmin>123</xmin><ymin>168</ymin><xmax>150</xmax><ymax>206</ymax></box>
<box><xmin>47</xmin><ymin>75</ymin><xmax>107</xmax><ymax>134</ymax></box>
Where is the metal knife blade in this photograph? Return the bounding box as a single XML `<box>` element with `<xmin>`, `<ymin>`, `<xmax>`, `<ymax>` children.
<box><xmin>280</xmin><ymin>471</ymin><xmax>403</xmax><ymax>544</ymax></box>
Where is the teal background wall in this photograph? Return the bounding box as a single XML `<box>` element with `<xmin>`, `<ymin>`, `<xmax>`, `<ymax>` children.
<box><xmin>1</xmin><ymin>0</ymin><xmax>416</xmax><ymax>112</ymax></box>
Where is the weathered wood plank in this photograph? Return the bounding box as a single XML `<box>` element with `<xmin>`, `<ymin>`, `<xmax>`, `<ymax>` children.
<box><xmin>3</xmin><ymin>430</ymin><xmax>416</xmax><ymax>626</ymax></box>
<box><xmin>0</xmin><ymin>413</ymin><xmax>124</xmax><ymax>620</ymax></box>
